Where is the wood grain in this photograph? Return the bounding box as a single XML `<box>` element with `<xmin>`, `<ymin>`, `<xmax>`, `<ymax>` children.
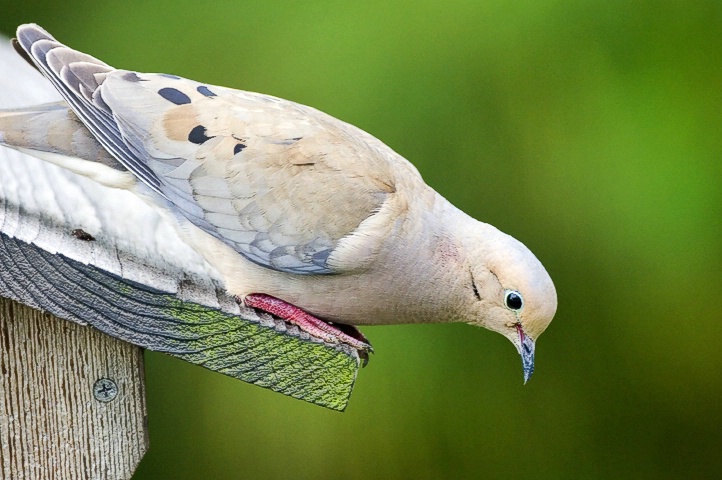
<box><xmin>0</xmin><ymin>297</ymin><xmax>148</xmax><ymax>480</ymax></box>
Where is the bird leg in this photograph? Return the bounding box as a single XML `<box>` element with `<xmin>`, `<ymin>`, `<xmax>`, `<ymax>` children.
<box><xmin>243</xmin><ymin>293</ymin><xmax>373</xmax><ymax>364</ymax></box>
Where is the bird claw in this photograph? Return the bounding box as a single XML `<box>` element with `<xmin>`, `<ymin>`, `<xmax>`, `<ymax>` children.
<box><xmin>242</xmin><ymin>293</ymin><xmax>373</xmax><ymax>365</ymax></box>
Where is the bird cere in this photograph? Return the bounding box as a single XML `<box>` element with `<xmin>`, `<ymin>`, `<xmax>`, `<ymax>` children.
<box><xmin>0</xmin><ymin>24</ymin><xmax>557</xmax><ymax>383</ymax></box>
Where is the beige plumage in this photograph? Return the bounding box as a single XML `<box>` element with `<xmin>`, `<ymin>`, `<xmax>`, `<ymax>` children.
<box><xmin>0</xmin><ymin>24</ymin><xmax>557</xmax><ymax>381</ymax></box>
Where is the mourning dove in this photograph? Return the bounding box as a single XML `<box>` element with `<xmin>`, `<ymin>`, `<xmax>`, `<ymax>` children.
<box><xmin>0</xmin><ymin>24</ymin><xmax>556</xmax><ymax>381</ymax></box>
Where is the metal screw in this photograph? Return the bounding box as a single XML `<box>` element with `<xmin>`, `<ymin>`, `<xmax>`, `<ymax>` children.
<box><xmin>93</xmin><ymin>378</ymin><xmax>118</xmax><ymax>403</ymax></box>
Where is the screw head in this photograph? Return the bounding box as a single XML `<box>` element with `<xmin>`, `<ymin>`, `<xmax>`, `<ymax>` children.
<box><xmin>93</xmin><ymin>378</ymin><xmax>118</xmax><ymax>403</ymax></box>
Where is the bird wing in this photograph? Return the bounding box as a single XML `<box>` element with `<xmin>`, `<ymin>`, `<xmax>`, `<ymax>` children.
<box><xmin>16</xmin><ymin>24</ymin><xmax>408</xmax><ymax>274</ymax></box>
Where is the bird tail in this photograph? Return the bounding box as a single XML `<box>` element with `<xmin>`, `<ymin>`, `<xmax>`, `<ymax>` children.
<box><xmin>1</xmin><ymin>25</ymin><xmax>135</xmax><ymax>189</ymax></box>
<box><xmin>13</xmin><ymin>24</ymin><xmax>162</xmax><ymax>193</ymax></box>
<box><xmin>0</xmin><ymin>102</ymin><xmax>133</xmax><ymax>188</ymax></box>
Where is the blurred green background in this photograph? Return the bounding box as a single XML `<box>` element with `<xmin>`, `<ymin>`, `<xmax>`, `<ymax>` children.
<box><xmin>2</xmin><ymin>1</ymin><xmax>721</xmax><ymax>478</ymax></box>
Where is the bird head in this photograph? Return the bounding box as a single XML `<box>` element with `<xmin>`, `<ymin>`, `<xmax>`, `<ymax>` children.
<box><xmin>460</xmin><ymin>220</ymin><xmax>557</xmax><ymax>383</ymax></box>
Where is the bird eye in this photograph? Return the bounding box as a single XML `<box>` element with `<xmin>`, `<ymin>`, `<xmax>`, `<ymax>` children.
<box><xmin>505</xmin><ymin>290</ymin><xmax>523</xmax><ymax>310</ymax></box>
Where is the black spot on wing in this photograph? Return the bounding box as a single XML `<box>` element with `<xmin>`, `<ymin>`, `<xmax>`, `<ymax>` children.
<box><xmin>233</xmin><ymin>143</ymin><xmax>246</xmax><ymax>155</ymax></box>
<box><xmin>197</xmin><ymin>85</ymin><xmax>217</xmax><ymax>97</ymax></box>
<box><xmin>188</xmin><ymin>125</ymin><xmax>214</xmax><ymax>144</ymax></box>
<box><xmin>158</xmin><ymin>87</ymin><xmax>191</xmax><ymax>105</ymax></box>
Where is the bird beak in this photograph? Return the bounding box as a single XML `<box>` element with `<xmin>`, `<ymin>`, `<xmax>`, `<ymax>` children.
<box><xmin>515</xmin><ymin>323</ymin><xmax>535</xmax><ymax>384</ymax></box>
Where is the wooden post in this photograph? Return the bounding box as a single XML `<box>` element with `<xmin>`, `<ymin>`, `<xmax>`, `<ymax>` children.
<box><xmin>0</xmin><ymin>297</ymin><xmax>148</xmax><ymax>480</ymax></box>
<box><xmin>0</xmin><ymin>36</ymin><xmax>149</xmax><ymax>480</ymax></box>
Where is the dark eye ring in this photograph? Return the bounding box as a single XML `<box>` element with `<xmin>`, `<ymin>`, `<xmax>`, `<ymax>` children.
<box><xmin>505</xmin><ymin>290</ymin><xmax>523</xmax><ymax>310</ymax></box>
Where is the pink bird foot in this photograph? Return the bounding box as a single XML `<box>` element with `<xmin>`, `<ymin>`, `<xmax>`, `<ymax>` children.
<box><xmin>243</xmin><ymin>293</ymin><xmax>373</xmax><ymax>365</ymax></box>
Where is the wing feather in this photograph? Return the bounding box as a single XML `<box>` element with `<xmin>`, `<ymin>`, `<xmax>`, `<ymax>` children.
<box><xmin>16</xmin><ymin>24</ymin><xmax>404</xmax><ymax>274</ymax></box>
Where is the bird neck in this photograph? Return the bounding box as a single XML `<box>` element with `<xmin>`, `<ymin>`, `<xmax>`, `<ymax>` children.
<box><xmin>375</xmin><ymin>194</ymin><xmax>475</xmax><ymax>325</ymax></box>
